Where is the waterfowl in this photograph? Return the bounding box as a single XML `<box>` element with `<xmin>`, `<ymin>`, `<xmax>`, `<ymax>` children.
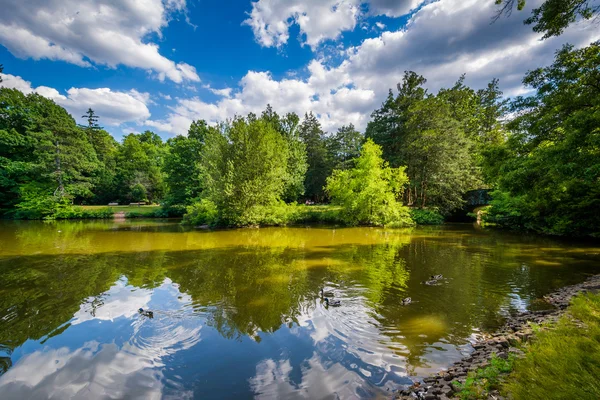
<box><xmin>422</xmin><ymin>279</ymin><xmax>438</xmax><ymax>286</ymax></box>
<box><xmin>138</xmin><ymin>308</ymin><xmax>154</xmax><ymax>318</ymax></box>
<box><xmin>401</xmin><ymin>297</ymin><xmax>412</xmax><ymax>306</ymax></box>
<box><xmin>324</xmin><ymin>298</ymin><xmax>341</xmax><ymax>307</ymax></box>
<box><xmin>430</xmin><ymin>274</ymin><xmax>443</xmax><ymax>280</ymax></box>
<box><xmin>320</xmin><ymin>288</ymin><xmax>335</xmax><ymax>297</ymax></box>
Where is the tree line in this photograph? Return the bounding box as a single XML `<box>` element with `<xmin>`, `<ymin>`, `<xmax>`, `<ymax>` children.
<box><xmin>1</xmin><ymin>26</ymin><xmax>598</xmax><ymax>235</ymax></box>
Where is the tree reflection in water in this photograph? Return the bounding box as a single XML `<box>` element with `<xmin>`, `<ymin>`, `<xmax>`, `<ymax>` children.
<box><xmin>0</xmin><ymin>221</ymin><xmax>599</xmax><ymax>398</ymax></box>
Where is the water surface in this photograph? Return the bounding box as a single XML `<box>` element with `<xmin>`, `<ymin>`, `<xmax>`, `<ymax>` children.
<box><xmin>0</xmin><ymin>220</ymin><xmax>598</xmax><ymax>399</ymax></box>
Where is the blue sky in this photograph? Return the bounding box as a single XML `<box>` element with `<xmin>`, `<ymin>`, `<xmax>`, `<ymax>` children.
<box><xmin>0</xmin><ymin>0</ymin><xmax>598</xmax><ymax>140</ymax></box>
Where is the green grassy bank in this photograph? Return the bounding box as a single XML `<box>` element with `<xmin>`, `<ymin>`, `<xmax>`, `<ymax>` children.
<box><xmin>455</xmin><ymin>292</ymin><xmax>600</xmax><ymax>400</ymax></box>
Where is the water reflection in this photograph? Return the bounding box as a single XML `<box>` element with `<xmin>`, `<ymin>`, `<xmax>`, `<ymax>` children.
<box><xmin>0</xmin><ymin>221</ymin><xmax>599</xmax><ymax>398</ymax></box>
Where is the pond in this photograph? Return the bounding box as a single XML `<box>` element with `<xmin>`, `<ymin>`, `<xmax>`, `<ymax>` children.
<box><xmin>0</xmin><ymin>220</ymin><xmax>598</xmax><ymax>399</ymax></box>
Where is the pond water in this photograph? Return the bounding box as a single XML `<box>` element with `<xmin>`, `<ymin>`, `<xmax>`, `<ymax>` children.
<box><xmin>0</xmin><ymin>220</ymin><xmax>599</xmax><ymax>399</ymax></box>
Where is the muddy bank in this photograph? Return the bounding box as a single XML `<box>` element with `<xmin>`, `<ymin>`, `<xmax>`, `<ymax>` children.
<box><xmin>395</xmin><ymin>275</ymin><xmax>600</xmax><ymax>400</ymax></box>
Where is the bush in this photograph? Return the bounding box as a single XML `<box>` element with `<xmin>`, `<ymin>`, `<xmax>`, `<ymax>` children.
<box><xmin>410</xmin><ymin>208</ymin><xmax>444</xmax><ymax>225</ymax></box>
<box><xmin>182</xmin><ymin>199</ymin><xmax>219</xmax><ymax>226</ymax></box>
<box><xmin>325</xmin><ymin>140</ymin><xmax>414</xmax><ymax>227</ymax></box>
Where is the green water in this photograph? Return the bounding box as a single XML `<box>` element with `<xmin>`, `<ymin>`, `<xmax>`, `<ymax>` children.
<box><xmin>0</xmin><ymin>220</ymin><xmax>598</xmax><ymax>399</ymax></box>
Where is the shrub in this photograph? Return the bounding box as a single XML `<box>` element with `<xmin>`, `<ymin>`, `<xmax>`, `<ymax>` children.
<box><xmin>182</xmin><ymin>199</ymin><xmax>219</xmax><ymax>226</ymax></box>
<box><xmin>325</xmin><ymin>139</ymin><xmax>414</xmax><ymax>227</ymax></box>
<box><xmin>410</xmin><ymin>208</ymin><xmax>444</xmax><ymax>225</ymax></box>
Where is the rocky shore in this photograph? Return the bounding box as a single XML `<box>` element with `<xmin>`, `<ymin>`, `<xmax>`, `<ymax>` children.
<box><xmin>395</xmin><ymin>274</ymin><xmax>600</xmax><ymax>400</ymax></box>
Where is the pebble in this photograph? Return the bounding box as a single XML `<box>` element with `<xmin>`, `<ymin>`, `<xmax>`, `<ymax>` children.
<box><xmin>394</xmin><ymin>275</ymin><xmax>600</xmax><ymax>399</ymax></box>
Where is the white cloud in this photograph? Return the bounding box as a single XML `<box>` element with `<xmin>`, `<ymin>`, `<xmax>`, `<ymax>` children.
<box><xmin>244</xmin><ymin>0</ymin><xmax>363</xmax><ymax>49</ymax></box>
<box><xmin>150</xmin><ymin>0</ymin><xmax>599</xmax><ymax>136</ymax></box>
<box><xmin>243</xmin><ymin>0</ymin><xmax>428</xmax><ymax>49</ymax></box>
<box><xmin>1</xmin><ymin>74</ymin><xmax>151</xmax><ymax>126</ymax></box>
<box><xmin>375</xmin><ymin>22</ymin><xmax>386</xmax><ymax>30</ymax></box>
<box><xmin>0</xmin><ymin>0</ymin><xmax>199</xmax><ymax>83</ymax></box>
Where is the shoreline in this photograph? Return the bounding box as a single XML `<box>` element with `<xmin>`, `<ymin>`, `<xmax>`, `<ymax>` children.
<box><xmin>395</xmin><ymin>274</ymin><xmax>600</xmax><ymax>400</ymax></box>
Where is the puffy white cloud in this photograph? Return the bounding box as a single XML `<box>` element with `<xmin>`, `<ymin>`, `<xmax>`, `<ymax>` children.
<box><xmin>244</xmin><ymin>0</ymin><xmax>363</xmax><ymax>48</ymax></box>
<box><xmin>1</xmin><ymin>74</ymin><xmax>151</xmax><ymax>126</ymax></box>
<box><xmin>0</xmin><ymin>0</ymin><xmax>199</xmax><ymax>83</ymax></box>
<box><xmin>244</xmin><ymin>0</ymin><xmax>429</xmax><ymax>49</ymax></box>
<box><xmin>146</xmin><ymin>68</ymin><xmax>372</xmax><ymax>134</ymax></box>
<box><xmin>150</xmin><ymin>0</ymin><xmax>599</xmax><ymax>137</ymax></box>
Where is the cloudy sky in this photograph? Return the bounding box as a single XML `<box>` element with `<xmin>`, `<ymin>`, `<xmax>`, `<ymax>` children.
<box><xmin>0</xmin><ymin>0</ymin><xmax>598</xmax><ymax>139</ymax></box>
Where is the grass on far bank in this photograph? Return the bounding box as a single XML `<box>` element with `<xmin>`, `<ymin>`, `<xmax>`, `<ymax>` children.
<box><xmin>80</xmin><ymin>204</ymin><xmax>161</xmax><ymax>215</ymax></box>
<box><xmin>454</xmin><ymin>292</ymin><xmax>600</xmax><ymax>400</ymax></box>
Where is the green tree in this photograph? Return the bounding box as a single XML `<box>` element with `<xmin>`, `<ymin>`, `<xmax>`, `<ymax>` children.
<box><xmin>299</xmin><ymin>112</ymin><xmax>330</xmax><ymax>201</ymax></box>
<box><xmin>261</xmin><ymin>105</ymin><xmax>308</xmax><ymax>202</ymax></box>
<box><xmin>327</xmin><ymin>124</ymin><xmax>364</xmax><ymax>170</ymax></box>
<box><xmin>163</xmin><ymin>120</ymin><xmax>210</xmax><ymax>206</ymax></box>
<box><xmin>199</xmin><ymin>115</ymin><xmax>290</xmax><ymax>226</ymax></box>
<box><xmin>494</xmin><ymin>0</ymin><xmax>599</xmax><ymax>39</ymax></box>
<box><xmin>483</xmin><ymin>42</ymin><xmax>600</xmax><ymax>236</ymax></box>
<box><xmin>326</xmin><ymin>139</ymin><xmax>412</xmax><ymax>227</ymax></box>
<box><xmin>115</xmin><ymin>132</ymin><xmax>166</xmax><ymax>203</ymax></box>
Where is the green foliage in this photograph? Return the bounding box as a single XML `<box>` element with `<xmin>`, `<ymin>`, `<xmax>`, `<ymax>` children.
<box><xmin>197</xmin><ymin>115</ymin><xmax>293</xmax><ymax>226</ymax></box>
<box><xmin>366</xmin><ymin>72</ymin><xmax>501</xmax><ymax>214</ymax></box>
<box><xmin>454</xmin><ymin>354</ymin><xmax>516</xmax><ymax>400</ymax></box>
<box><xmin>495</xmin><ymin>0</ymin><xmax>599</xmax><ymax>39</ymax></box>
<box><xmin>300</xmin><ymin>112</ymin><xmax>330</xmax><ymax>201</ymax></box>
<box><xmin>482</xmin><ymin>42</ymin><xmax>600</xmax><ymax>237</ymax></box>
<box><xmin>503</xmin><ymin>293</ymin><xmax>600</xmax><ymax>400</ymax></box>
<box><xmin>410</xmin><ymin>208</ymin><xmax>444</xmax><ymax>225</ymax></box>
<box><xmin>261</xmin><ymin>105</ymin><xmax>308</xmax><ymax>202</ymax></box>
<box><xmin>163</xmin><ymin>120</ymin><xmax>207</xmax><ymax>206</ymax></box>
<box><xmin>182</xmin><ymin>199</ymin><xmax>219</xmax><ymax>226</ymax></box>
<box><xmin>326</xmin><ymin>139</ymin><xmax>414</xmax><ymax>227</ymax></box>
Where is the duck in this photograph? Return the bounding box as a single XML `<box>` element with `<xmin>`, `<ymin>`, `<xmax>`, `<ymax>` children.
<box><xmin>401</xmin><ymin>297</ymin><xmax>412</xmax><ymax>306</ymax></box>
<box><xmin>324</xmin><ymin>298</ymin><xmax>341</xmax><ymax>307</ymax></box>
<box><xmin>138</xmin><ymin>308</ymin><xmax>154</xmax><ymax>318</ymax></box>
<box><xmin>422</xmin><ymin>279</ymin><xmax>438</xmax><ymax>286</ymax></box>
<box><xmin>320</xmin><ymin>288</ymin><xmax>336</xmax><ymax>297</ymax></box>
<box><xmin>430</xmin><ymin>274</ymin><xmax>443</xmax><ymax>280</ymax></box>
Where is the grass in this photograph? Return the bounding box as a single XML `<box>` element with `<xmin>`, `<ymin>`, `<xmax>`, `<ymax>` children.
<box><xmin>454</xmin><ymin>354</ymin><xmax>516</xmax><ymax>400</ymax></box>
<box><xmin>80</xmin><ymin>205</ymin><xmax>161</xmax><ymax>215</ymax></box>
<box><xmin>503</xmin><ymin>292</ymin><xmax>600</xmax><ymax>400</ymax></box>
<box><xmin>454</xmin><ymin>292</ymin><xmax>600</xmax><ymax>400</ymax></box>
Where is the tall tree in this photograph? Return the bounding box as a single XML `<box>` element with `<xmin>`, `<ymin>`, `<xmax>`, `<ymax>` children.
<box><xmin>200</xmin><ymin>115</ymin><xmax>289</xmax><ymax>225</ymax></box>
<box><xmin>261</xmin><ymin>105</ymin><xmax>308</xmax><ymax>202</ymax></box>
<box><xmin>326</xmin><ymin>139</ymin><xmax>412</xmax><ymax>227</ymax></box>
<box><xmin>327</xmin><ymin>124</ymin><xmax>364</xmax><ymax>171</ymax></box>
<box><xmin>299</xmin><ymin>112</ymin><xmax>330</xmax><ymax>201</ymax></box>
<box><xmin>483</xmin><ymin>42</ymin><xmax>600</xmax><ymax>236</ymax></box>
<box><xmin>163</xmin><ymin>120</ymin><xmax>211</xmax><ymax>206</ymax></box>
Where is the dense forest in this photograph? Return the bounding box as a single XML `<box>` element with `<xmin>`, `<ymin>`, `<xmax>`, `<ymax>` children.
<box><xmin>1</xmin><ymin>4</ymin><xmax>598</xmax><ymax>236</ymax></box>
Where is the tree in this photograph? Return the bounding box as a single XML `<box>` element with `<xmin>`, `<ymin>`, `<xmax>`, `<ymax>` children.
<box><xmin>483</xmin><ymin>42</ymin><xmax>600</xmax><ymax>236</ymax></box>
<box><xmin>81</xmin><ymin>108</ymin><xmax>103</xmax><ymax>131</ymax></box>
<box><xmin>366</xmin><ymin>72</ymin><xmax>482</xmax><ymax>212</ymax></box>
<box><xmin>366</xmin><ymin>71</ymin><xmax>428</xmax><ymax>168</ymax></box>
<box><xmin>260</xmin><ymin>105</ymin><xmax>308</xmax><ymax>202</ymax></box>
<box><xmin>163</xmin><ymin>120</ymin><xmax>210</xmax><ymax>206</ymax></box>
<box><xmin>299</xmin><ymin>112</ymin><xmax>330</xmax><ymax>201</ymax></box>
<box><xmin>326</xmin><ymin>139</ymin><xmax>412</xmax><ymax>227</ymax></box>
<box><xmin>199</xmin><ymin>115</ymin><xmax>290</xmax><ymax>225</ymax></box>
<box><xmin>115</xmin><ymin>132</ymin><xmax>166</xmax><ymax>203</ymax></box>
<box><xmin>327</xmin><ymin>124</ymin><xmax>364</xmax><ymax>170</ymax></box>
<box><xmin>494</xmin><ymin>0</ymin><xmax>600</xmax><ymax>39</ymax></box>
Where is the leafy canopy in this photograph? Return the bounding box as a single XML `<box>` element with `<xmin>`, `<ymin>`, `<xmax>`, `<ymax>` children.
<box><xmin>326</xmin><ymin>139</ymin><xmax>413</xmax><ymax>227</ymax></box>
